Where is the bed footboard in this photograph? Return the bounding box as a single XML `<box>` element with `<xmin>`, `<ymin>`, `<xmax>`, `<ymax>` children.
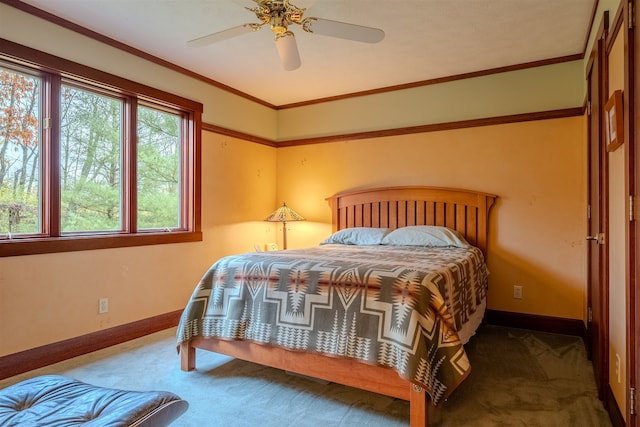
<box><xmin>180</xmin><ymin>338</ymin><xmax>430</xmax><ymax>426</ymax></box>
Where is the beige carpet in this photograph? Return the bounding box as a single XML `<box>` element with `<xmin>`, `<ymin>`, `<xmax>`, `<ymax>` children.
<box><xmin>0</xmin><ymin>325</ymin><xmax>611</xmax><ymax>426</ymax></box>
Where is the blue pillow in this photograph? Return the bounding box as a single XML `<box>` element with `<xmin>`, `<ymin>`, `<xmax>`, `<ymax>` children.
<box><xmin>321</xmin><ymin>227</ymin><xmax>391</xmax><ymax>245</ymax></box>
<box><xmin>381</xmin><ymin>226</ymin><xmax>469</xmax><ymax>247</ymax></box>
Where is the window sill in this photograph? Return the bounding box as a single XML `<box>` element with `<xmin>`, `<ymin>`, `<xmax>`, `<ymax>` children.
<box><xmin>0</xmin><ymin>231</ymin><xmax>203</xmax><ymax>257</ymax></box>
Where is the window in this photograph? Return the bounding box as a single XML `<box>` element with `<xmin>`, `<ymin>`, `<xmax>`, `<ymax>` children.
<box><xmin>60</xmin><ymin>84</ymin><xmax>124</xmax><ymax>233</ymax></box>
<box><xmin>0</xmin><ymin>67</ymin><xmax>41</xmax><ymax>236</ymax></box>
<box><xmin>0</xmin><ymin>45</ymin><xmax>202</xmax><ymax>257</ymax></box>
<box><xmin>136</xmin><ymin>105</ymin><xmax>181</xmax><ymax>230</ymax></box>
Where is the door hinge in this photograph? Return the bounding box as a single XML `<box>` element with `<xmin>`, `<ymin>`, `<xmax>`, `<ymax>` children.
<box><xmin>631</xmin><ymin>387</ymin><xmax>636</xmax><ymax>415</ymax></box>
<box><xmin>587</xmin><ymin>101</ymin><xmax>592</xmax><ymax>116</ymax></box>
<box><xmin>587</xmin><ymin>204</ymin><xmax>591</xmax><ymax>220</ymax></box>
<box><xmin>630</xmin><ymin>2</ymin><xmax>635</xmax><ymax>29</ymax></box>
<box><xmin>588</xmin><ymin>306</ymin><xmax>593</xmax><ymax>323</ymax></box>
<box><xmin>630</xmin><ymin>195</ymin><xmax>637</xmax><ymax>221</ymax></box>
<box><xmin>43</xmin><ymin>118</ymin><xmax>52</xmax><ymax>130</ymax></box>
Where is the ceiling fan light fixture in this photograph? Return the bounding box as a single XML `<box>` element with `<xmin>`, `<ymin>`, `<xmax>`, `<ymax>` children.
<box><xmin>275</xmin><ymin>32</ymin><xmax>301</xmax><ymax>71</ymax></box>
<box><xmin>270</xmin><ymin>15</ymin><xmax>288</xmax><ymax>35</ymax></box>
<box><xmin>271</xmin><ymin>24</ymin><xmax>288</xmax><ymax>34</ymax></box>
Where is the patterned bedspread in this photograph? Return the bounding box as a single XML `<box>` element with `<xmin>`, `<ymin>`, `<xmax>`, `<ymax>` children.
<box><xmin>177</xmin><ymin>244</ymin><xmax>488</xmax><ymax>404</ymax></box>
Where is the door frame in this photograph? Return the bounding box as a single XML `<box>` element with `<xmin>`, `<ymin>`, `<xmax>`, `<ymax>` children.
<box><xmin>587</xmin><ymin>10</ymin><xmax>610</xmax><ymax>403</ymax></box>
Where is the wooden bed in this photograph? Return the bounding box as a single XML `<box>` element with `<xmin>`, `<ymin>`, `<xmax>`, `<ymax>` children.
<box><xmin>180</xmin><ymin>186</ymin><xmax>496</xmax><ymax>427</ymax></box>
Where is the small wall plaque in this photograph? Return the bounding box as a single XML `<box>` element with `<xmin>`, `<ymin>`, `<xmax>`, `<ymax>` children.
<box><xmin>604</xmin><ymin>90</ymin><xmax>624</xmax><ymax>152</ymax></box>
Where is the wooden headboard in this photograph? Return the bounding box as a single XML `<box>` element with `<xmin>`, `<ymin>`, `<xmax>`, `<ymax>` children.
<box><xmin>326</xmin><ymin>186</ymin><xmax>497</xmax><ymax>254</ymax></box>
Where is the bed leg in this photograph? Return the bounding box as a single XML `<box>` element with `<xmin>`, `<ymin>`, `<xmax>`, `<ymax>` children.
<box><xmin>180</xmin><ymin>342</ymin><xmax>196</xmax><ymax>371</ymax></box>
<box><xmin>409</xmin><ymin>384</ymin><xmax>429</xmax><ymax>427</ymax></box>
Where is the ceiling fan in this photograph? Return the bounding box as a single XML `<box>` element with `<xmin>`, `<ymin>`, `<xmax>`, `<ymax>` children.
<box><xmin>187</xmin><ymin>0</ymin><xmax>385</xmax><ymax>71</ymax></box>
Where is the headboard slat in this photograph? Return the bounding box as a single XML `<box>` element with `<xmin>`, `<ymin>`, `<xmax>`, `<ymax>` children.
<box><xmin>398</xmin><ymin>202</ymin><xmax>407</xmax><ymax>228</ymax></box>
<box><xmin>455</xmin><ymin>205</ymin><xmax>468</xmax><ymax>238</ymax></box>
<box><xmin>416</xmin><ymin>201</ymin><xmax>426</xmax><ymax>226</ymax></box>
<box><xmin>435</xmin><ymin>202</ymin><xmax>445</xmax><ymax>227</ymax></box>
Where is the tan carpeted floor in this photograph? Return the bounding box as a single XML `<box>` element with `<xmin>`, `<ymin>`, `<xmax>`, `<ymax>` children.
<box><xmin>0</xmin><ymin>325</ymin><xmax>612</xmax><ymax>426</ymax></box>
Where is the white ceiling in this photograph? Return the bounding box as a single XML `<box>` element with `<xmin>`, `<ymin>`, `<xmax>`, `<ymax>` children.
<box><xmin>19</xmin><ymin>0</ymin><xmax>597</xmax><ymax>106</ymax></box>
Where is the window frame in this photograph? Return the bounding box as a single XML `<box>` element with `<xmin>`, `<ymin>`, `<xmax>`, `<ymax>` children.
<box><xmin>0</xmin><ymin>39</ymin><xmax>202</xmax><ymax>257</ymax></box>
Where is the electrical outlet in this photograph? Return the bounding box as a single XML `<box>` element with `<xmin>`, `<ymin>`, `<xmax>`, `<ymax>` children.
<box><xmin>99</xmin><ymin>298</ymin><xmax>109</xmax><ymax>314</ymax></box>
<box><xmin>615</xmin><ymin>353</ymin><xmax>621</xmax><ymax>383</ymax></box>
<box><xmin>513</xmin><ymin>285</ymin><xmax>523</xmax><ymax>299</ymax></box>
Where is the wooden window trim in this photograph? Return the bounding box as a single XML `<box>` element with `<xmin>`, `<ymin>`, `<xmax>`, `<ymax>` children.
<box><xmin>0</xmin><ymin>39</ymin><xmax>203</xmax><ymax>257</ymax></box>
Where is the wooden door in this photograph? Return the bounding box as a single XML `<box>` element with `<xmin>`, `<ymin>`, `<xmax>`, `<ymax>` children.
<box><xmin>586</xmin><ymin>14</ymin><xmax>609</xmax><ymax>401</ymax></box>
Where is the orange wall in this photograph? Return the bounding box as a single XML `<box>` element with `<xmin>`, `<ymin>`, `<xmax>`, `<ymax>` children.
<box><xmin>275</xmin><ymin>117</ymin><xmax>587</xmax><ymax>320</ymax></box>
<box><xmin>0</xmin><ymin>117</ymin><xmax>588</xmax><ymax>357</ymax></box>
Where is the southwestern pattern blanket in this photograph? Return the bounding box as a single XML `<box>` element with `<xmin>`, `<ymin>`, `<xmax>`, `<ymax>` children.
<box><xmin>177</xmin><ymin>244</ymin><xmax>488</xmax><ymax>404</ymax></box>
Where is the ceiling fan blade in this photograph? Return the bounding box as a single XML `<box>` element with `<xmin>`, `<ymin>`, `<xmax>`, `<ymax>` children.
<box><xmin>275</xmin><ymin>32</ymin><xmax>301</xmax><ymax>71</ymax></box>
<box><xmin>187</xmin><ymin>24</ymin><xmax>257</xmax><ymax>47</ymax></box>
<box><xmin>303</xmin><ymin>18</ymin><xmax>384</xmax><ymax>43</ymax></box>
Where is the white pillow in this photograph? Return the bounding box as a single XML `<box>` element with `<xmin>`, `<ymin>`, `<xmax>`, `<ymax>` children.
<box><xmin>381</xmin><ymin>226</ymin><xmax>469</xmax><ymax>248</ymax></box>
<box><xmin>321</xmin><ymin>227</ymin><xmax>391</xmax><ymax>245</ymax></box>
